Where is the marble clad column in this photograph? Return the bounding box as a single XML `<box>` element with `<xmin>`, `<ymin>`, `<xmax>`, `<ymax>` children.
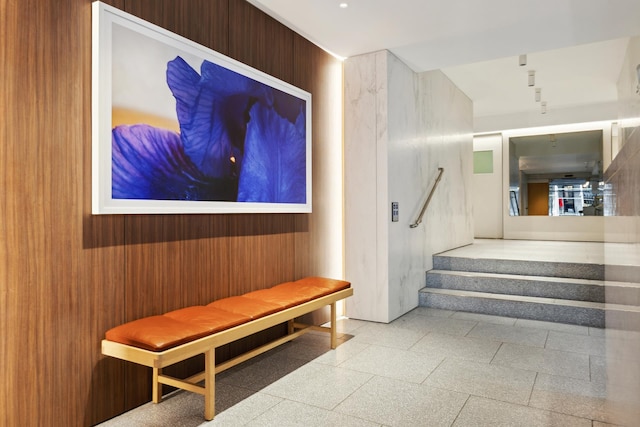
<box><xmin>344</xmin><ymin>50</ymin><xmax>473</xmax><ymax>322</ymax></box>
<box><xmin>344</xmin><ymin>51</ymin><xmax>390</xmax><ymax>322</ymax></box>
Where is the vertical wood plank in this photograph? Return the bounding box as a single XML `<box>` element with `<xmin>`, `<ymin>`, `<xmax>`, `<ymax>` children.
<box><xmin>124</xmin><ymin>0</ymin><xmax>229</xmax><ymax>55</ymax></box>
<box><xmin>228</xmin><ymin>0</ymin><xmax>294</xmax><ymax>84</ymax></box>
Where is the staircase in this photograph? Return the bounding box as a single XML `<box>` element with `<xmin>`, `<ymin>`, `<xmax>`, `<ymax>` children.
<box><xmin>419</xmin><ymin>249</ymin><xmax>640</xmax><ymax>328</ymax></box>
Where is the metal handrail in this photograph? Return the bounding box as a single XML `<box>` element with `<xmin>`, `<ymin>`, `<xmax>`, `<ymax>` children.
<box><xmin>409</xmin><ymin>167</ymin><xmax>444</xmax><ymax>228</ymax></box>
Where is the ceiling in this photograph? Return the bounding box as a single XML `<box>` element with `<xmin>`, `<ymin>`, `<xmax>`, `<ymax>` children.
<box><xmin>248</xmin><ymin>0</ymin><xmax>640</xmax><ymax>127</ymax></box>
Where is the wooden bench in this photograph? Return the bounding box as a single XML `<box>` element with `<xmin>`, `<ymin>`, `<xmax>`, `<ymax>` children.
<box><xmin>101</xmin><ymin>276</ymin><xmax>353</xmax><ymax>420</ymax></box>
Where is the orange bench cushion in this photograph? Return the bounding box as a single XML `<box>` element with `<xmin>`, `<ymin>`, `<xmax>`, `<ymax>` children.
<box><xmin>164</xmin><ymin>306</ymin><xmax>250</xmax><ymax>333</ymax></box>
<box><xmin>208</xmin><ymin>296</ymin><xmax>282</xmax><ymax>319</ymax></box>
<box><xmin>243</xmin><ymin>278</ymin><xmax>350</xmax><ymax>309</ymax></box>
<box><xmin>243</xmin><ymin>282</ymin><xmax>311</xmax><ymax>308</ymax></box>
<box><xmin>105</xmin><ymin>315</ymin><xmax>212</xmax><ymax>351</ymax></box>
<box><xmin>294</xmin><ymin>277</ymin><xmax>351</xmax><ymax>294</ymax></box>
<box><xmin>104</xmin><ymin>277</ymin><xmax>351</xmax><ymax>352</ymax></box>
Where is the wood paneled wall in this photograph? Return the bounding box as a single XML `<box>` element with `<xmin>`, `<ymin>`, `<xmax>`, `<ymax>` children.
<box><xmin>0</xmin><ymin>0</ymin><xmax>342</xmax><ymax>425</ymax></box>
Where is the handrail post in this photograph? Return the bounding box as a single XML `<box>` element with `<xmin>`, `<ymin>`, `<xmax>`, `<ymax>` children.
<box><xmin>410</xmin><ymin>167</ymin><xmax>444</xmax><ymax>228</ymax></box>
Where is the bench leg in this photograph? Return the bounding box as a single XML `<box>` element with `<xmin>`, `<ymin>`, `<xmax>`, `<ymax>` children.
<box><xmin>204</xmin><ymin>349</ymin><xmax>215</xmax><ymax>420</ymax></box>
<box><xmin>287</xmin><ymin>319</ymin><xmax>295</xmax><ymax>335</ymax></box>
<box><xmin>152</xmin><ymin>368</ymin><xmax>162</xmax><ymax>403</ymax></box>
<box><xmin>330</xmin><ymin>302</ymin><xmax>337</xmax><ymax>349</ymax></box>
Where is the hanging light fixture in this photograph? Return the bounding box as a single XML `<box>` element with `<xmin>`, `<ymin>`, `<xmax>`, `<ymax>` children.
<box><xmin>535</xmin><ymin>88</ymin><xmax>541</xmax><ymax>102</ymax></box>
<box><xmin>528</xmin><ymin>70</ymin><xmax>535</xmax><ymax>87</ymax></box>
<box><xmin>519</xmin><ymin>54</ymin><xmax>527</xmax><ymax>66</ymax></box>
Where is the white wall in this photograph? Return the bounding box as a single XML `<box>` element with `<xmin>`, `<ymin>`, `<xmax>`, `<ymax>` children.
<box><xmin>344</xmin><ymin>50</ymin><xmax>474</xmax><ymax>322</ymax></box>
<box><xmin>473</xmin><ymin>134</ymin><xmax>503</xmax><ymax>238</ymax></box>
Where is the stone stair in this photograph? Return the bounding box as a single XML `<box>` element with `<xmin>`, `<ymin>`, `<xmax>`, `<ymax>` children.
<box><xmin>419</xmin><ymin>252</ymin><xmax>640</xmax><ymax>328</ymax></box>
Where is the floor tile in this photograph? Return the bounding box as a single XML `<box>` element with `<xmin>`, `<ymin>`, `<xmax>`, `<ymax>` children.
<box><xmin>590</xmin><ymin>355</ymin><xmax>607</xmax><ymax>384</ymax></box>
<box><xmin>274</xmin><ymin>334</ymin><xmax>339</xmax><ymax>363</ymax></box>
<box><xmin>245</xmin><ymin>400</ymin><xmax>378</xmax><ymax>427</ymax></box>
<box><xmin>98</xmin><ymin>390</ymin><xmax>208</xmax><ymax>427</ymax></box>
<box><xmin>339</xmin><ymin>344</ymin><xmax>444</xmax><ymax>383</ymax></box>
<box><xmin>390</xmin><ymin>312</ymin><xmax>478</xmax><ymax>336</ymax></box>
<box><xmin>334</xmin><ymin>376</ymin><xmax>468</xmax><ymax>426</ymax></box>
<box><xmin>260</xmin><ymin>363</ymin><xmax>372</xmax><ymax>410</ymax></box>
<box><xmin>451</xmin><ymin>311</ymin><xmax>517</xmax><ymax>325</ymax></box>
<box><xmin>529</xmin><ymin>373</ymin><xmax>623</xmax><ymax>425</ymax></box>
<box><xmin>515</xmin><ymin>318</ymin><xmax>590</xmax><ymax>335</ymax></box>
<box><xmin>410</xmin><ymin>332</ymin><xmax>501</xmax><ymax>363</ymax></box>
<box><xmin>595</xmin><ymin>353</ymin><xmax>640</xmax><ymax>392</ymax></box>
<box><xmin>438</xmin><ymin>238</ymin><xmax>608</xmax><ymax>265</ymax></box>
<box><xmin>491</xmin><ymin>343</ymin><xmax>590</xmax><ymax>380</ymax></box>
<box><xmin>331</xmin><ymin>318</ymin><xmax>370</xmax><ymax>335</ymax></box>
<box><xmin>409</xmin><ymin>306</ymin><xmax>456</xmax><ymax>318</ymax></box>
<box><xmin>217</xmin><ymin>347</ymin><xmax>309</xmax><ymax>392</ymax></box>
<box><xmin>466</xmin><ymin>322</ymin><xmax>548</xmax><ymax>347</ymax></box>
<box><xmin>545</xmin><ymin>330</ymin><xmax>606</xmax><ymax>356</ymax></box>
<box><xmin>101</xmin><ymin>385</ymin><xmax>278</xmax><ymax>427</ymax></box>
<box><xmin>311</xmin><ymin>339</ymin><xmax>371</xmax><ymax>367</ymax></box>
<box><xmin>424</xmin><ymin>358</ymin><xmax>536</xmax><ymax>405</ymax></box>
<box><xmin>452</xmin><ymin>396</ymin><xmax>591</xmax><ymax>427</ymax></box>
<box><xmin>214</xmin><ymin>382</ymin><xmax>271</xmax><ymax>416</ymax></box>
<box><xmin>589</xmin><ymin>326</ymin><xmax>606</xmax><ymax>337</ymax></box>
<box><xmin>206</xmin><ymin>393</ymin><xmax>283</xmax><ymax>426</ymax></box>
<box><xmin>349</xmin><ymin>321</ymin><xmax>426</xmax><ymax>349</ymax></box>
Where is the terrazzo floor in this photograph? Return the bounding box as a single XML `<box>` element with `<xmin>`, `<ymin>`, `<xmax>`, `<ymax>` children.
<box><xmin>436</xmin><ymin>239</ymin><xmax>640</xmax><ymax>268</ymax></box>
<box><xmin>99</xmin><ymin>308</ymin><xmax>625</xmax><ymax>427</ymax></box>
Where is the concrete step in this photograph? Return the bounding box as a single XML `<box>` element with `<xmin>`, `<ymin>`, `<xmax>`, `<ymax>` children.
<box><xmin>419</xmin><ymin>288</ymin><xmax>616</xmax><ymax>327</ymax></box>
<box><xmin>426</xmin><ymin>270</ymin><xmax>605</xmax><ymax>302</ymax></box>
<box><xmin>433</xmin><ymin>255</ymin><xmax>604</xmax><ymax>280</ymax></box>
<box><xmin>426</xmin><ymin>270</ymin><xmax>640</xmax><ymax>306</ymax></box>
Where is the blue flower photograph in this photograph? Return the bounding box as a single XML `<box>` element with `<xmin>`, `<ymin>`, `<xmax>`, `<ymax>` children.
<box><xmin>112</xmin><ymin>56</ymin><xmax>307</xmax><ymax>204</ymax></box>
<box><xmin>94</xmin><ymin>12</ymin><xmax>311</xmax><ymax>214</ymax></box>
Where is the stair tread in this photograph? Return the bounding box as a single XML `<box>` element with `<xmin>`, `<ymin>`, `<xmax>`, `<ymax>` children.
<box><xmin>420</xmin><ymin>288</ymin><xmax>640</xmax><ymax>312</ymax></box>
<box><xmin>428</xmin><ymin>269</ymin><xmax>640</xmax><ymax>288</ymax></box>
<box><xmin>429</xmin><ymin>269</ymin><xmax>604</xmax><ymax>285</ymax></box>
<box><xmin>434</xmin><ymin>254</ymin><xmax>603</xmax><ymax>266</ymax></box>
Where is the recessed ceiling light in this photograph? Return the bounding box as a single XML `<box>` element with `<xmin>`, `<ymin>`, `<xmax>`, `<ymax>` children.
<box><xmin>339</xmin><ymin>3</ymin><xmax>348</xmax><ymax>8</ymax></box>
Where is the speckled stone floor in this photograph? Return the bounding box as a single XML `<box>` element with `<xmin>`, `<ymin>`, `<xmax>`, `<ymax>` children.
<box><xmin>99</xmin><ymin>309</ymin><xmax>623</xmax><ymax>426</ymax></box>
<box><xmin>435</xmin><ymin>239</ymin><xmax>640</xmax><ymax>268</ymax></box>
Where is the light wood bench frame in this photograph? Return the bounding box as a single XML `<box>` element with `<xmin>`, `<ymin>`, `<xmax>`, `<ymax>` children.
<box><xmin>102</xmin><ymin>287</ymin><xmax>353</xmax><ymax>420</ymax></box>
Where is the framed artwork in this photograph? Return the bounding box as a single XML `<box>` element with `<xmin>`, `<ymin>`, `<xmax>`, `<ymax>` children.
<box><xmin>92</xmin><ymin>1</ymin><xmax>312</xmax><ymax>214</ymax></box>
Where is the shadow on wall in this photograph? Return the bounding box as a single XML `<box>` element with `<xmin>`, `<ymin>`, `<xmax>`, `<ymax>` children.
<box><xmin>81</xmin><ymin>214</ymin><xmax>308</xmax><ymax>248</ymax></box>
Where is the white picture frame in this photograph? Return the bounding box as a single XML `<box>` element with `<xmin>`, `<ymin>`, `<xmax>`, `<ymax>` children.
<box><xmin>92</xmin><ymin>1</ymin><xmax>312</xmax><ymax>214</ymax></box>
